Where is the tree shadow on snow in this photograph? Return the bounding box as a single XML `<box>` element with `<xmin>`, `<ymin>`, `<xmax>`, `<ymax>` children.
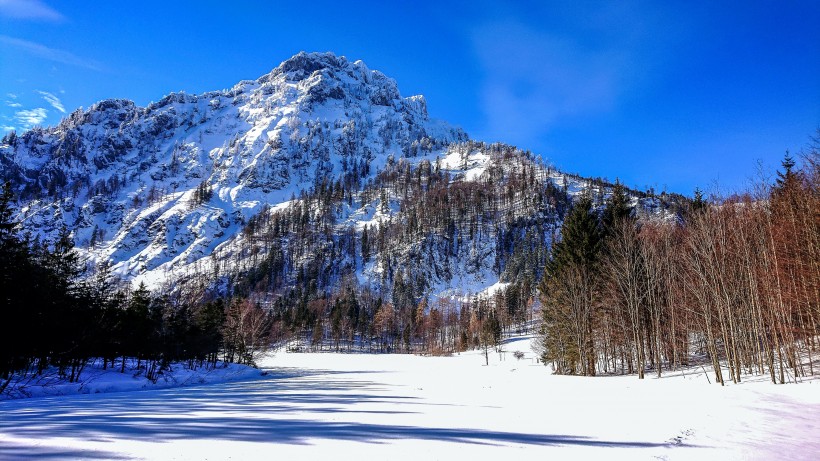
<box><xmin>0</xmin><ymin>441</ymin><xmax>128</xmax><ymax>460</ymax></box>
<box><xmin>0</xmin><ymin>366</ymin><xmax>681</xmax><ymax>455</ymax></box>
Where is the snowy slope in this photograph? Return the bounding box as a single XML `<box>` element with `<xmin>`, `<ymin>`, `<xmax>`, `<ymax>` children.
<box><xmin>1</xmin><ymin>336</ymin><xmax>816</xmax><ymax>460</ymax></box>
<box><xmin>0</xmin><ymin>52</ymin><xmax>466</xmax><ymax>284</ymax></box>
<box><xmin>197</xmin><ymin>140</ymin><xmax>677</xmax><ymax>303</ymax></box>
<box><xmin>0</xmin><ymin>52</ymin><xmax>680</xmax><ymax>301</ymax></box>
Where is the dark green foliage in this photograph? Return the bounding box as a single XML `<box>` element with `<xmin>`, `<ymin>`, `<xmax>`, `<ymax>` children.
<box><xmin>774</xmin><ymin>152</ymin><xmax>802</xmax><ymax>199</ymax></box>
<box><xmin>479</xmin><ymin>310</ymin><xmax>502</xmax><ymax>365</ymax></box>
<box><xmin>776</xmin><ymin>152</ymin><xmax>797</xmax><ymax>188</ymax></box>
<box><xmin>601</xmin><ymin>181</ymin><xmax>633</xmax><ymax>237</ymax></box>
<box><xmin>0</xmin><ymin>185</ymin><xmax>253</xmax><ymax>386</ymax></box>
<box><xmin>547</xmin><ymin>194</ymin><xmax>603</xmax><ymax>274</ymax></box>
<box><xmin>0</xmin><ymin>182</ymin><xmax>15</xmax><ymax>238</ymax></box>
<box><xmin>361</xmin><ymin>225</ymin><xmax>370</xmax><ymax>262</ymax></box>
<box><xmin>538</xmin><ymin>193</ymin><xmax>604</xmax><ymax>375</ymax></box>
<box><xmin>190</xmin><ymin>180</ymin><xmax>213</xmax><ymax>208</ymax></box>
<box><xmin>690</xmin><ymin>187</ymin><xmax>707</xmax><ymax>214</ymax></box>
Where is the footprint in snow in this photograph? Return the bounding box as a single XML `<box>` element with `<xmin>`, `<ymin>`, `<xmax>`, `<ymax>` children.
<box><xmin>668</xmin><ymin>429</ymin><xmax>695</xmax><ymax>446</ymax></box>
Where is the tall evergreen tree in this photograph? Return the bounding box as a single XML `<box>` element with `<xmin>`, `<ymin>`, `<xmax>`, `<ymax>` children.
<box><xmin>691</xmin><ymin>188</ymin><xmax>707</xmax><ymax>213</ymax></box>
<box><xmin>361</xmin><ymin>225</ymin><xmax>370</xmax><ymax>262</ymax></box>
<box><xmin>601</xmin><ymin>181</ymin><xmax>633</xmax><ymax>238</ymax></box>
<box><xmin>548</xmin><ymin>194</ymin><xmax>603</xmax><ymax>272</ymax></box>
<box><xmin>538</xmin><ymin>194</ymin><xmax>603</xmax><ymax>375</ymax></box>
<box><xmin>0</xmin><ymin>182</ymin><xmax>25</xmax><ymax>383</ymax></box>
<box><xmin>775</xmin><ymin>152</ymin><xmax>797</xmax><ymax>189</ymax></box>
<box><xmin>0</xmin><ymin>182</ymin><xmax>16</xmax><ymax>240</ymax></box>
<box><xmin>773</xmin><ymin>152</ymin><xmax>802</xmax><ymax>201</ymax></box>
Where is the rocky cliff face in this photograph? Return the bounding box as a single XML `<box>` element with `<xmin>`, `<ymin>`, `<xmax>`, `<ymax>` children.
<box><xmin>0</xmin><ymin>52</ymin><xmax>467</xmax><ymax>284</ymax></box>
<box><xmin>1</xmin><ymin>52</ymin><xmax>680</xmax><ymax>299</ymax></box>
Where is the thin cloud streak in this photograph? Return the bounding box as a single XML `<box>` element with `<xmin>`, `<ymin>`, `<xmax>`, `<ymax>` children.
<box><xmin>37</xmin><ymin>90</ymin><xmax>65</xmax><ymax>113</ymax></box>
<box><xmin>0</xmin><ymin>35</ymin><xmax>104</xmax><ymax>71</ymax></box>
<box><xmin>0</xmin><ymin>0</ymin><xmax>64</xmax><ymax>22</ymax></box>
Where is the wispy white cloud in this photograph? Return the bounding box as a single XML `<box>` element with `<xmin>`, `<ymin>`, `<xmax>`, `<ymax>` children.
<box><xmin>0</xmin><ymin>0</ymin><xmax>64</xmax><ymax>22</ymax></box>
<box><xmin>15</xmin><ymin>107</ymin><xmax>48</xmax><ymax>129</ymax></box>
<box><xmin>471</xmin><ymin>20</ymin><xmax>625</xmax><ymax>145</ymax></box>
<box><xmin>6</xmin><ymin>93</ymin><xmax>22</xmax><ymax>107</ymax></box>
<box><xmin>36</xmin><ymin>90</ymin><xmax>65</xmax><ymax>113</ymax></box>
<box><xmin>0</xmin><ymin>35</ymin><xmax>104</xmax><ymax>71</ymax></box>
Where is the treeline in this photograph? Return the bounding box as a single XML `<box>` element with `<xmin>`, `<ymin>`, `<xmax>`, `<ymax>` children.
<box><xmin>225</xmin><ymin>142</ymin><xmax>605</xmax><ymax>301</ymax></box>
<box><xmin>208</xmin><ymin>143</ymin><xmax>579</xmax><ymax>353</ymax></box>
<box><xmin>263</xmin><ymin>278</ymin><xmax>523</xmax><ymax>361</ymax></box>
<box><xmin>196</xmin><ymin>142</ymin><xmax>681</xmax><ymax>358</ymax></box>
<box><xmin>539</xmin><ymin>149</ymin><xmax>820</xmax><ymax>384</ymax></box>
<box><xmin>0</xmin><ymin>182</ymin><xmax>276</xmax><ymax>392</ymax></box>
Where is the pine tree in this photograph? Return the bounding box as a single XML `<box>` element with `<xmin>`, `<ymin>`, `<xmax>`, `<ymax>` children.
<box><xmin>0</xmin><ymin>182</ymin><xmax>16</xmax><ymax>240</ymax></box>
<box><xmin>126</xmin><ymin>282</ymin><xmax>153</xmax><ymax>367</ymax></box>
<box><xmin>549</xmin><ymin>194</ymin><xmax>602</xmax><ymax>272</ymax></box>
<box><xmin>48</xmin><ymin>226</ymin><xmax>81</xmax><ymax>296</ymax></box>
<box><xmin>775</xmin><ymin>152</ymin><xmax>797</xmax><ymax>189</ymax></box>
<box><xmin>361</xmin><ymin>225</ymin><xmax>370</xmax><ymax>262</ymax></box>
<box><xmin>538</xmin><ymin>194</ymin><xmax>602</xmax><ymax>375</ymax></box>
<box><xmin>773</xmin><ymin>152</ymin><xmax>801</xmax><ymax>202</ymax></box>
<box><xmin>479</xmin><ymin>311</ymin><xmax>501</xmax><ymax>365</ymax></box>
<box><xmin>194</xmin><ymin>298</ymin><xmax>225</xmax><ymax>367</ymax></box>
<box><xmin>0</xmin><ymin>182</ymin><xmax>25</xmax><ymax>383</ymax></box>
<box><xmin>601</xmin><ymin>181</ymin><xmax>633</xmax><ymax>237</ymax></box>
<box><xmin>691</xmin><ymin>187</ymin><xmax>707</xmax><ymax>214</ymax></box>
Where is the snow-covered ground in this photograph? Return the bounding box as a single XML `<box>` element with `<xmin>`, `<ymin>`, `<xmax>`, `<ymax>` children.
<box><xmin>1</xmin><ymin>337</ymin><xmax>818</xmax><ymax>460</ymax></box>
<box><xmin>0</xmin><ymin>360</ymin><xmax>264</xmax><ymax>401</ymax></box>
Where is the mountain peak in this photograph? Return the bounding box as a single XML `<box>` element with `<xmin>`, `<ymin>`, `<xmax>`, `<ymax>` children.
<box><xmin>260</xmin><ymin>51</ymin><xmax>364</xmax><ymax>86</ymax></box>
<box><xmin>272</xmin><ymin>51</ymin><xmax>348</xmax><ymax>79</ymax></box>
<box><xmin>1</xmin><ymin>50</ymin><xmax>469</xmax><ymax>284</ymax></box>
<box><xmin>254</xmin><ymin>51</ymin><xmax>409</xmax><ymax>111</ymax></box>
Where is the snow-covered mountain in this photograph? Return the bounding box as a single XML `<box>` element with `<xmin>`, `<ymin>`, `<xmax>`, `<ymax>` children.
<box><xmin>0</xmin><ymin>51</ymin><xmax>679</xmax><ymax>298</ymax></box>
<box><xmin>0</xmin><ymin>52</ymin><xmax>466</xmax><ymax>283</ymax></box>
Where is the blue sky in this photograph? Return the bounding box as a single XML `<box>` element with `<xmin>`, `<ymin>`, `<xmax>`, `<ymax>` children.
<box><xmin>1</xmin><ymin>0</ymin><xmax>818</xmax><ymax>195</ymax></box>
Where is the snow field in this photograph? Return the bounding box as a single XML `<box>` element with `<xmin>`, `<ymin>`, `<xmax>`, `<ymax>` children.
<box><xmin>1</xmin><ymin>336</ymin><xmax>818</xmax><ymax>460</ymax></box>
<box><xmin>0</xmin><ymin>360</ymin><xmax>264</xmax><ymax>400</ymax></box>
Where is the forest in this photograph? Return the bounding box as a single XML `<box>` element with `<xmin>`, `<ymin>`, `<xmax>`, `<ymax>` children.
<box><xmin>207</xmin><ymin>143</ymin><xmax>643</xmax><ymax>357</ymax></box>
<box><xmin>0</xmin><ymin>182</ymin><xmax>273</xmax><ymax>393</ymax></box>
<box><xmin>539</xmin><ymin>148</ymin><xmax>820</xmax><ymax>384</ymax></box>
<box><xmin>1</xmin><ymin>139</ymin><xmax>817</xmax><ymax>388</ymax></box>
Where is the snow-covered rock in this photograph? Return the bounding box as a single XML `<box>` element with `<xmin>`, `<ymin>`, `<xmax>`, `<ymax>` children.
<box><xmin>0</xmin><ymin>52</ymin><xmax>466</xmax><ymax>284</ymax></box>
<box><xmin>1</xmin><ymin>52</ymin><xmax>680</xmax><ymax>298</ymax></box>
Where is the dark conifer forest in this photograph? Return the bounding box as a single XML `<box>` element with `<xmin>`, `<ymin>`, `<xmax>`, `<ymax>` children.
<box><xmin>0</xmin><ymin>181</ymin><xmax>272</xmax><ymax>392</ymax></box>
